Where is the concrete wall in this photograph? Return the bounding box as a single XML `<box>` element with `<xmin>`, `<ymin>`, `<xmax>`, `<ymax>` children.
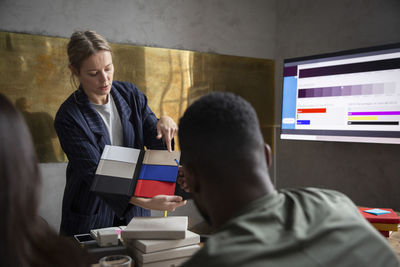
<box><xmin>274</xmin><ymin>0</ymin><xmax>400</xmax><ymax>209</ymax></box>
<box><xmin>0</xmin><ymin>0</ymin><xmax>277</xmax><ymax>231</ymax></box>
<box><xmin>0</xmin><ymin>0</ymin><xmax>276</xmax><ymax>59</ymax></box>
<box><xmin>38</xmin><ymin>163</ymin><xmax>67</xmax><ymax>230</ymax></box>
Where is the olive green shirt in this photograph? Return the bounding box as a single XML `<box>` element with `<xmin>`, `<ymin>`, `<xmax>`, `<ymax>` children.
<box><xmin>182</xmin><ymin>188</ymin><xmax>400</xmax><ymax>267</ymax></box>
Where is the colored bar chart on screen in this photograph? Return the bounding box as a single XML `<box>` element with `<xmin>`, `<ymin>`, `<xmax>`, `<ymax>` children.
<box><xmin>348</xmin><ymin>111</ymin><xmax>400</xmax><ymax>116</ymax></box>
<box><xmin>347</xmin><ymin>111</ymin><xmax>400</xmax><ymax>125</ymax></box>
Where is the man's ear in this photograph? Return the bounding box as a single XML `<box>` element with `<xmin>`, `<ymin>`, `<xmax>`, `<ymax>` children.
<box><xmin>264</xmin><ymin>143</ymin><xmax>272</xmax><ymax>168</ymax></box>
<box><xmin>183</xmin><ymin>165</ymin><xmax>201</xmax><ymax>194</ymax></box>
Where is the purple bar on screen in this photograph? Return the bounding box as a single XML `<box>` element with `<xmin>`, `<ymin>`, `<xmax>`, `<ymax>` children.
<box><xmin>284</xmin><ymin>66</ymin><xmax>298</xmax><ymax>77</ymax></box>
<box><xmin>332</xmin><ymin>86</ymin><xmax>341</xmax><ymax>96</ymax></box>
<box><xmin>322</xmin><ymin>87</ymin><xmax>332</xmax><ymax>97</ymax></box>
<box><xmin>305</xmin><ymin>89</ymin><xmax>314</xmax><ymax>97</ymax></box>
<box><xmin>298</xmin><ymin>58</ymin><xmax>400</xmax><ymax>78</ymax></box>
<box><xmin>361</xmin><ymin>84</ymin><xmax>373</xmax><ymax>95</ymax></box>
<box><xmin>314</xmin><ymin>87</ymin><xmax>323</xmax><ymax>97</ymax></box>
<box><xmin>348</xmin><ymin>111</ymin><xmax>400</xmax><ymax>116</ymax></box>
<box><xmin>343</xmin><ymin>86</ymin><xmax>351</xmax><ymax>96</ymax></box>
<box><xmin>351</xmin><ymin>85</ymin><xmax>361</xmax><ymax>95</ymax></box>
<box><xmin>298</xmin><ymin>89</ymin><xmax>306</xmax><ymax>98</ymax></box>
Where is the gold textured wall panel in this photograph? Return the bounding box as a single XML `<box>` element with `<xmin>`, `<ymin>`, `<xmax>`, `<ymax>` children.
<box><xmin>0</xmin><ymin>32</ymin><xmax>274</xmax><ymax>162</ymax></box>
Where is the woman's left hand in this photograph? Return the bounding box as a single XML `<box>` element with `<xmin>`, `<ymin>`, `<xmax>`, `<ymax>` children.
<box><xmin>130</xmin><ymin>195</ymin><xmax>186</xmax><ymax>211</ymax></box>
<box><xmin>156</xmin><ymin>115</ymin><xmax>178</xmax><ymax>152</ymax></box>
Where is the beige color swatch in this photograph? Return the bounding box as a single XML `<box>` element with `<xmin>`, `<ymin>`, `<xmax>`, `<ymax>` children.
<box><xmin>96</xmin><ymin>159</ymin><xmax>136</xmax><ymax>179</ymax></box>
<box><xmin>142</xmin><ymin>150</ymin><xmax>181</xmax><ymax>166</ymax></box>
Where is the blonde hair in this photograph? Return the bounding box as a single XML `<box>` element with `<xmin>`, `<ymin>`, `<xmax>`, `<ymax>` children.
<box><xmin>67</xmin><ymin>30</ymin><xmax>111</xmax><ymax>72</ymax></box>
<box><xmin>67</xmin><ymin>30</ymin><xmax>112</xmax><ymax>89</ymax></box>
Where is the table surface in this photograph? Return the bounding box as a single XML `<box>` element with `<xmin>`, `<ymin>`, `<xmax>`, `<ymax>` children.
<box><xmin>89</xmin><ymin>234</ymin><xmax>400</xmax><ymax>266</ymax></box>
<box><xmin>90</xmin><ymin>217</ymin><xmax>400</xmax><ymax>266</ymax></box>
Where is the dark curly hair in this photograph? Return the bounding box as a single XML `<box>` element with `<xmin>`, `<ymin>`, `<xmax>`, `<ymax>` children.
<box><xmin>178</xmin><ymin>92</ymin><xmax>265</xmax><ymax>180</ymax></box>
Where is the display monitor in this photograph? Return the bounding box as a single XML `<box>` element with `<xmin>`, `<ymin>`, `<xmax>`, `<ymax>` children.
<box><xmin>280</xmin><ymin>43</ymin><xmax>400</xmax><ymax>144</ymax></box>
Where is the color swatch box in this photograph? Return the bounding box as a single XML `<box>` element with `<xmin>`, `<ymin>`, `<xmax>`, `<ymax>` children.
<box><xmin>91</xmin><ymin>145</ymin><xmax>180</xmax><ymax>197</ymax></box>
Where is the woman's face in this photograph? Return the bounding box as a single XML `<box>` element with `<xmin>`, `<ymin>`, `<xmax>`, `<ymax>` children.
<box><xmin>75</xmin><ymin>50</ymin><xmax>114</xmax><ymax>105</ymax></box>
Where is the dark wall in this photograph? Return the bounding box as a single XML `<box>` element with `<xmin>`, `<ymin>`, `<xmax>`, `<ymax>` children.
<box><xmin>274</xmin><ymin>0</ymin><xmax>400</xmax><ymax>210</ymax></box>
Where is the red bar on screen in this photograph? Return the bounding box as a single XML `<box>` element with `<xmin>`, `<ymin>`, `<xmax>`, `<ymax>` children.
<box><xmin>297</xmin><ymin>108</ymin><xmax>326</xmax><ymax>113</ymax></box>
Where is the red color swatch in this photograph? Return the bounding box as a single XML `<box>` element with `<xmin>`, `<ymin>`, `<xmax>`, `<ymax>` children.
<box><xmin>134</xmin><ymin>179</ymin><xmax>176</xmax><ymax>198</ymax></box>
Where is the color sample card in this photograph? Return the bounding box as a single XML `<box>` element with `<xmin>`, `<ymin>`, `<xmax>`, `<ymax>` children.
<box><xmin>143</xmin><ymin>150</ymin><xmax>180</xmax><ymax>166</ymax></box>
<box><xmin>91</xmin><ymin>145</ymin><xmax>180</xmax><ymax>197</ymax></box>
<box><xmin>134</xmin><ymin>149</ymin><xmax>179</xmax><ymax>197</ymax></box>
<box><xmin>138</xmin><ymin>165</ymin><xmax>179</xmax><ymax>182</ymax></box>
<box><xmin>134</xmin><ymin>179</ymin><xmax>176</xmax><ymax>198</ymax></box>
<box><xmin>101</xmin><ymin>145</ymin><xmax>141</xmax><ymax>163</ymax></box>
<box><xmin>96</xmin><ymin>159</ymin><xmax>136</xmax><ymax>179</ymax></box>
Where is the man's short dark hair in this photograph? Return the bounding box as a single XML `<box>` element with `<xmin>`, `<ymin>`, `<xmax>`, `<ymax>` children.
<box><xmin>178</xmin><ymin>92</ymin><xmax>264</xmax><ymax>179</ymax></box>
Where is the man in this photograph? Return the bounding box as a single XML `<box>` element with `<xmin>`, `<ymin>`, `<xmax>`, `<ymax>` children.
<box><xmin>178</xmin><ymin>92</ymin><xmax>399</xmax><ymax>267</ymax></box>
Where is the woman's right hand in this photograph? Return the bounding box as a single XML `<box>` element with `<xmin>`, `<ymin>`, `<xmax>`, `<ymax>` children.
<box><xmin>130</xmin><ymin>195</ymin><xmax>187</xmax><ymax>211</ymax></box>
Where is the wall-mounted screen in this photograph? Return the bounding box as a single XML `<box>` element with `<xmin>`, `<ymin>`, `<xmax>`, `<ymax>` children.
<box><xmin>280</xmin><ymin>43</ymin><xmax>400</xmax><ymax>144</ymax></box>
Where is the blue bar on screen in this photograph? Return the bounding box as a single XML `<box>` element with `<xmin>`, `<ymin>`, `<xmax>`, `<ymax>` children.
<box><xmin>297</xmin><ymin>120</ymin><xmax>310</xmax><ymax>125</ymax></box>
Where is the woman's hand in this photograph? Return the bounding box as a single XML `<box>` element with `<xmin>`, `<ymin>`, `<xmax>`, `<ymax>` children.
<box><xmin>156</xmin><ymin>116</ymin><xmax>178</xmax><ymax>152</ymax></box>
<box><xmin>130</xmin><ymin>195</ymin><xmax>187</xmax><ymax>211</ymax></box>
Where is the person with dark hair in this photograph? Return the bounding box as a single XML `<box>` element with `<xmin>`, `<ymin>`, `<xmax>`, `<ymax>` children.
<box><xmin>177</xmin><ymin>92</ymin><xmax>399</xmax><ymax>267</ymax></box>
<box><xmin>55</xmin><ymin>30</ymin><xmax>186</xmax><ymax>236</ymax></box>
<box><xmin>0</xmin><ymin>93</ymin><xmax>90</xmax><ymax>267</ymax></box>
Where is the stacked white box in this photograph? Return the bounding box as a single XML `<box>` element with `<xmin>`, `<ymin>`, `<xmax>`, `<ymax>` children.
<box><xmin>122</xmin><ymin>217</ymin><xmax>201</xmax><ymax>267</ymax></box>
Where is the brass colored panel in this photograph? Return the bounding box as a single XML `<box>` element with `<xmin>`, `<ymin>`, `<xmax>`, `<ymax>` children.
<box><xmin>0</xmin><ymin>31</ymin><xmax>274</xmax><ymax>162</ymax></box>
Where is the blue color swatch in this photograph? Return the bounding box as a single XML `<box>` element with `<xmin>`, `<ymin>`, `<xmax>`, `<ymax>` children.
<box><xmin>138</xmin><ymin>164</ymin><xmax>178</xmax><ymax>182</ymax></box>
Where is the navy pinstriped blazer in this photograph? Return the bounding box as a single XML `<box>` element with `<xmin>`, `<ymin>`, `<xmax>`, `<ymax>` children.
<box><xmin>55</xmin><ymin>81</ymin><xmax>167</xmax><ymax>235</ymax></box>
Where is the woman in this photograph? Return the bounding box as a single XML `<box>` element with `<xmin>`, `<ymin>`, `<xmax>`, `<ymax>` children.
<box><xmin>0</xmin><ymin>93</ymin><xmax>89</xmax><ymax>267</ymax></box>
<box><xmin>55</xmin><ymin>30</ymin><xmax>186</xmax><ymax>236</ymax></box>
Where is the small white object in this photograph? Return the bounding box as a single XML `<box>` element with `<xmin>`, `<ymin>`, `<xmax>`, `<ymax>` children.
<box><xmin>96</xmin><ymin>229</ymin><xmax>118</xmax><ymax>247</ymax></box>
<box><xmin>90</xmin><ymin>226</ymin><xmax>121</xmax><ymax>239</ymax></box>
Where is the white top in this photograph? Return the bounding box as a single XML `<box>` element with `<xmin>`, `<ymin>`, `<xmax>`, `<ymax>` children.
<box><xmin>91</xmin><ymin>94</ymin><xmax>124</xmax><ymax>146</ymax></box>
